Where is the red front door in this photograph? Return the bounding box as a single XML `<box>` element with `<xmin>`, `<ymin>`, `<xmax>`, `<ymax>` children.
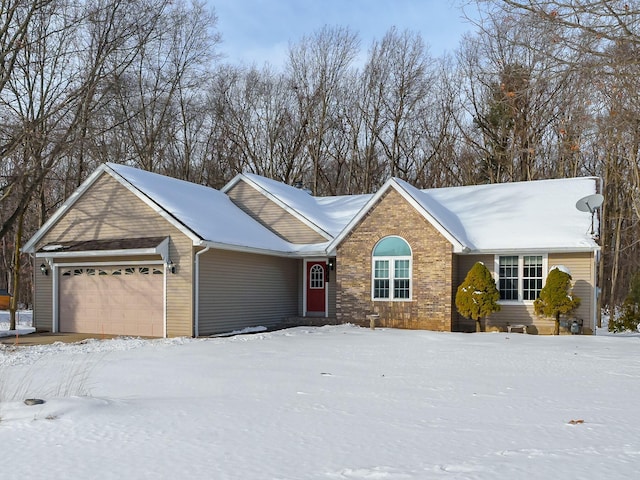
<box><xmin>306</xmin><ymin>261</ymin><xmax>326</xmax><ymax>313</ymax></box>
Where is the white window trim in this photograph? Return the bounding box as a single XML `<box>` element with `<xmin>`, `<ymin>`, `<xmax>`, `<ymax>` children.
<box><xmin>371</xmin><ymin>236</ymin><xmax>413</xmax><ymax>302</ymax></box>
<box><xmin>494</xmin><ymin>254</ymin><xmax>548</xmax><ymax>304</ymax></box>
<box><xmin>371</xmin><ymin>258</ymin><xmax>413</xmax><ymax>302</ymax></box>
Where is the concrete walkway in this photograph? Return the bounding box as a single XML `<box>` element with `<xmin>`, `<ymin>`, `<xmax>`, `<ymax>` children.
<box><xmin>0</xmin><ymin>332</ymin><xmax>122</xmax><ymax>346</ymax></box>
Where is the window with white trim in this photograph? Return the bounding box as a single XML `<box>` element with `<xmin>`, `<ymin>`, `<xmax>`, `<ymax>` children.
<box><xmin>497</xmin><ymin>255</ymin><xmax>545</xmax><ymax>301</ymax></box>
<box><xmin>372</xmin><ymin>236</ymin><xmax>412</xmax><ymax>300</ymax></box>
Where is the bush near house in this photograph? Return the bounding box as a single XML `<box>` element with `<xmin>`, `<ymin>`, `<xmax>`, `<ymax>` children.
<box><xmin>609</xmin><ymin>272</ymin><xmax>640</xmax><ymax>333</ymax></box>
<box><xmin>456</xmin><ymin>262</ymin><xmax>501</xmax><ymax>332</ymax></box>
<box><xmin>534</xmin><ymin>267</ymin><xmax>580</xmax><ymax>335</ymax></box>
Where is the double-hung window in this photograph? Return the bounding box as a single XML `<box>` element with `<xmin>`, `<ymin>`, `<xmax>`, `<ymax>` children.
<box><xmin>372</xmin><ymin>236</ymin><xmax>412</xmax><ymax>301</ymax></box>
<box><xmin>496</xmin><ymin>255</ymin><xmax>545</xmax><ymax>302</ymax></box>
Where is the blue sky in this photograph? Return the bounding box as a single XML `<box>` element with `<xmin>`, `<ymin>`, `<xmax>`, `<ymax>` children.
<box><xmin>209</xmin><ymin>0</ymin><xmax>475</xmax><ymax>67</ymax></box>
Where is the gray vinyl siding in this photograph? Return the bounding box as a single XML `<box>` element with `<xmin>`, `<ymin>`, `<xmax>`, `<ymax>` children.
<box><xmin>197</xmin><ymin>249</ymin><xmax>299</xmax><ymax>335</ymax></box>
<box><xmin>227</xmin><ymin>180</ymin><xmax>327</xmax><ymax>244</ymax></box>
<box><xmin>34</xmin><ymin>267</ymin><xmax>53</xmax><ymax>332</ymax></box>
<box><xmin>34</xmin><ymin>172</ymin><xmax>194</xmax><ymax>337</ymax></box>
<box><xmin>328</xmin><ymin>276</ymin><xmax>337</xmax><ymax>317</ymax></box>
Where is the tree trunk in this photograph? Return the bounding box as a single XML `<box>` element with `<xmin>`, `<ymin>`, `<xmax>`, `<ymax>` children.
<box><xmin>476</xmin><ymin>318</ymin><xmax>482</xmax><ymax>333</ymax></box>
<box><xmin>9</xmin><ymin>212</ymin><xmax>24</xmax><ymax>331</ymax></box>
<box><xmin>554</xmin><ymin>313</ymin><xmax>560</xmax><ymax>336</ymax></box>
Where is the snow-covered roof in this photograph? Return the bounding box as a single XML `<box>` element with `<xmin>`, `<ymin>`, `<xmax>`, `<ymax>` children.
<box><xmin>329</xmin><ymin>176</ymin><xmax>600</xmax><ymax>254</ymax></box>
<box><xmin>24</xmin><ymin>161</ymin><xmax>600</xmax><ymax>257</ymax></box>
<box><xmin>106</xmin><ymin>163</ymin><xmax>328</xmax><ymax>255</ymax></box>
<box><xmin>415</xmin><ymin>177</ymin><xmax>600</xmax><ymax>252</ymax></box>
<box><xmin>226</xmin><ymin>173</ymin><xmax>371</xmax><ymax>238</ymax></box>
<box><xmin>101</xmin><ymin>166</ymin><xmax>603</xmax><ymax>254</ymax></box>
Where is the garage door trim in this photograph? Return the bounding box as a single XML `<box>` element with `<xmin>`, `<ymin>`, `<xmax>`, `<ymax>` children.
<box><xmin>51</xmin><ymin>259</ymin><xmax>167</xmax><ymax>337</ymax></box>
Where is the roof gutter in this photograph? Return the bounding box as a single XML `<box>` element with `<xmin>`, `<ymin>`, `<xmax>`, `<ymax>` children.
<box><xmin>197</xmin><ymin>240</ymin><xmax>329</xmax><ymax>259</ymax></box>
<box><xmin>194</xmin><ymin>246</ymin><xmax>210</xmax><ymax>337</ymax></box>
<box><xmin>462</xmin><ymin>245</ymin><xmax>601</xmax><ymax>255</ymax></box>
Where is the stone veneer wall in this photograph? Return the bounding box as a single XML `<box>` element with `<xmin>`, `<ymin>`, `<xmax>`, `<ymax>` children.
<box><xmin>336</xmin><ymin>188</ymin><xmax>454</xmax><ymax>331</ymax></box>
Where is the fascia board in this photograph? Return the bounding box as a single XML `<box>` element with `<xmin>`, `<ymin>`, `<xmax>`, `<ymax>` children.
<box><xmin>104</xmin><ymin>164</ymin><xmax>201</xmax><ymax>244</ymax></box>
<box><xmin>35</xmin><ymin>237</ymin><xmax>172</xmax><ymax>262</ymax></box>
<box><xmin>36</xmin><ymin>247</ymin><xmax>160</xmax><ymax>259</ymax></box>
<box><xmin>325</xmin><ymin>180</ymin><xmax>393</xmax><ymax>253</ymax></box>
<box><xmin>228</xmin><ymin>174</ymin><xmax>333</xmax><ymax>242</ymax></box>
<box><xmin>465</xmin><ymin>245</ymin><xmax>601</xmax><ymax>255</ymax></box>
<box><xmin>199</xmin><ymin>240</ymin><xmax>329</xmax><ymax>259</ymax></box>
<box><xmin>220</xmin><ymin>173</ymin><xmax>243</xmax><ymax>194</ymax></box>
<box><xmin>22</xmin><ymin>165</ymin><xmax>109</xmax><ymax>253</ymax></box>
<box><xmin>390</xmin><ymin>179</ymin><xmax>466</xmax><ymax>252</ymax></box>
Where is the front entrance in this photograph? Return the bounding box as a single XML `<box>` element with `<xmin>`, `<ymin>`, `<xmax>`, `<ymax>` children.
<box><xmin>306</xmin><ymin>261</ymin><xmax>326</xmax><ymax>314</ymax></box>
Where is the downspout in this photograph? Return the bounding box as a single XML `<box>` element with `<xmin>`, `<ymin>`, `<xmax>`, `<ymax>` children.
<box><xmin>52</xmin><ymin>262</ymin><xmax>58</xmax><ymax>333</ymax></box>
<box><xmin>194</xmin><ymin>246</ymin><xmax>210</xmax><ymax>338</ymax></box>
<box><xmin>593</xmin><ymin>248</ymin><xmax>601</xmax><ymax>335</ymax></box>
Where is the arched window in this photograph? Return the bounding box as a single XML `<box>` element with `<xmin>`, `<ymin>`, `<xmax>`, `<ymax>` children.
<box><xmin>372</xmin><ymin>236</ymin><xmax>412</xmax><ymax>300</ymax></box>
<box><xmin>310</xmin><ymin>264</ymin><xmax>325</xmax><ymax>289</ymax></box>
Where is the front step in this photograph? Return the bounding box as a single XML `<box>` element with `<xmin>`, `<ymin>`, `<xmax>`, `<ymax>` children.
<box><xmin>280</xmin><ymin>316</ymin><xmax>340</xmax><ymax>328</ymax></box>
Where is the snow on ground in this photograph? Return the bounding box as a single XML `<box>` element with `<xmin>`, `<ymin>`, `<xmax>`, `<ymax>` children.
<box><xmin>0</xmin><ymin>310</ymin><xmax>34</xmax><ymax>337</ymax></box>
<box><xmin>1</xmin><ymin>324</ymin><xmax>639</xmax><ymax>480</ymax></box>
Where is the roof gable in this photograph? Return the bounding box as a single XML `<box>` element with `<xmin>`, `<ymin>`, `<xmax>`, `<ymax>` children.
<box><xmin>327</xmin><ymin>178</ymin><xmax>467</xmax><ymax>253</ymax></box>
<box><xmin>225</xmin><ymin>178</ymin><xmax>328</xmax><ymax>244</ymax></box>
<box><xmin>105</xmin><ymin>164</ymin><xmax>327</xmax><ymax>255</ymax></box>
<box><xmin>223</xmin><ymin>173</ymin><xmax>371</xmax><ymax>239</ymax></box>
<box><xmin>23</xmin><ymin>164</ymin><xmax>115</xmax><ymax>253</ymax></box>
<box><xmin>24</xmin><ymin>164</ymin><xmax>325</xmax><ymax>256</ymax></box>
<box><xmin>24</xmin><ymin>163</ymin><xmax>600</xmax><ymax>258</ymax></box>
<box><xmin>329</xmin><ymin>176</ymin><xmax>600</xmax><ymax>254</ymax></box>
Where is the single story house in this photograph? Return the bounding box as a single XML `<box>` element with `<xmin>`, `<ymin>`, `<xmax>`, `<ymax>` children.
<box><xmin>22</xmin><ymin>163</ymin><xmax>601</xmax><ymax>336</ymax></box>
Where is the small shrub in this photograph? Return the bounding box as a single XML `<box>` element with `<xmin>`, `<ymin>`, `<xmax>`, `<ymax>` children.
<box><xmin>609</xmin><ymin>272</ymin><xmax>640</xmax><ymax>333</ymax></box>
<box><xmin>534</xmin><ymin>267</ymin><xmax>580</xmax><ymax>335</ymax></box>
<box><xmin>456</xmin><ymin>262</ymin><xmax>501</xmax><ymax>332</ymax></box>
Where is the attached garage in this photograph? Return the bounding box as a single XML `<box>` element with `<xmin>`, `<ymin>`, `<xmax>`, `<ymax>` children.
<box><xmin>31</xmin><ymin>236</ymin><xmax>172</xmax><ymax>337</ymax></box>
<box><xmin>58</xmin><ymin>265</ymin><xmax>164</xmax><ymax>336</ymax></box>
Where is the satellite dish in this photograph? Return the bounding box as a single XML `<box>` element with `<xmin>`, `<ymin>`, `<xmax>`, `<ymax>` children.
<box><xmin>576</xmin><ymin>193</ymin><xmax>604</xmax><ymax>213</ymax></box>
<box><xmin>576</xmin><ymin>193</ymin><xmax>604</xmax><ymax>237</ymax></box>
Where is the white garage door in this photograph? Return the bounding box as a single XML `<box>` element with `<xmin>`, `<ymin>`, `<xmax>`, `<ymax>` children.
<box><xmin>59</xmin><ymin>266</ymin><xmax>164</xmax><ymax>337</ymax></box>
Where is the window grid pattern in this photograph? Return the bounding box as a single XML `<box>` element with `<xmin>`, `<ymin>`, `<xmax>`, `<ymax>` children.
<box><xmin>394</xmin><ymin>260</ymin><xmax>410</xmax><ymax>299</ymax></box>
<box><xmin>310</xmin><ymin>264</ymin><xmax>325</xmax><ymax>289</ymax></box>
<box><xmin>373</xmin><ymin>260</ymin><xmax>390</xmax><ymax>299</ymax></box>
<box><xmin>499</xmin><ymin>256</ymin><xmax>518</xmax><ymax>300</ymax></box>
<box><xmin>522</xmin><ymin>255</ymin><xmax>543</xmax><ymax>300</ymax></box>
<box><xmin>372</xmin><ymin>237</ymin><xmax>411</xmax><ymax>301</ymax></box>
<box><xmin>498</xmin><ymin>255</ymin><xmax>545</xmax><ymax>301</ymax></box>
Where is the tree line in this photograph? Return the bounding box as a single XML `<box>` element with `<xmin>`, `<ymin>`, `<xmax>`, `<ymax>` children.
<box><xmin>1</xmin><ymin>0</ymin><xmax>639</xmax><ymax>321</ymax></box>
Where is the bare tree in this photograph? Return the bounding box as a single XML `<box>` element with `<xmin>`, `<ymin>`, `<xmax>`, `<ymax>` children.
<box><xmin>470</xmin><ymin>0</ymin><xmax>640</xmax><ymax>310</ymax></box>
<box><xmin>287</xmin><ymin>26</ymin><xmax>360</xmax><ymax>194</ymax></box>
<box><xmin>457</xmin><ymin>9</ymin><xmax>589</xmax><ymax>183</ymax></box>
<box><xmin>361</xmin><ymin>28</ymin><xmax>434</xmax><ymax>180</ymax></box>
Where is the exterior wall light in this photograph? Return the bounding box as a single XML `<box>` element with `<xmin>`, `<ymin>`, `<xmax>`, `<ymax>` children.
<box><xmin>40</xmin><ymin>263</ymin><xmax>49</xmax><ymax>275</ymax></box>
<box><xmin>167</xmin><ymin>261</ymin><xmax>176</xmax><ymax>274</ymax></box>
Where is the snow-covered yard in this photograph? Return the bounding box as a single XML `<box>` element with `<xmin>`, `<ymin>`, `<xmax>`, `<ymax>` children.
<box><xmin>0</xmin><ymin>323</ymin><xmax>639</xmax><ymax>480</ymax></box>
<box><xmin>0</xmin><ymin>310</ymin><xmax>34</xmax><ymax>337</ymax></box>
